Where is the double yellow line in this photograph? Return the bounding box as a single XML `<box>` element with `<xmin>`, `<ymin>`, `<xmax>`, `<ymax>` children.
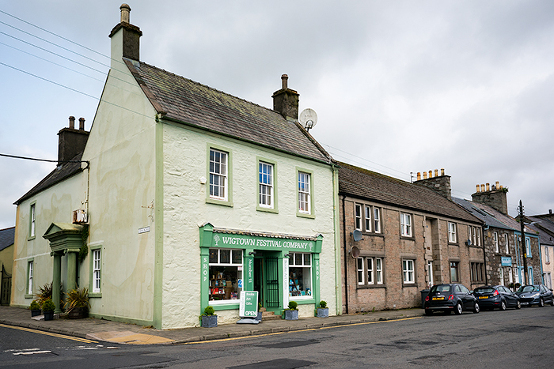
<box><xmin>0</xmin><ymin>323</ymin><xmax>98</xmax><ymax>344</ymax></box>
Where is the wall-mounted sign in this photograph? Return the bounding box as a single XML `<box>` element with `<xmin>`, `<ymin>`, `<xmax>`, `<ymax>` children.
<box><xmin>501</xmin><ymin>256</ymin><xmax>512</xmax><ymax>266</ymax></box>
<box><xmin>239</xmin><ymin>291</ymin><xmax>258</xmax><ymax>318</ymax></box>
<box><xmin>138</xmin><ymin>226</ymin><xmax>150</xmax><ymax>234</ymax></box>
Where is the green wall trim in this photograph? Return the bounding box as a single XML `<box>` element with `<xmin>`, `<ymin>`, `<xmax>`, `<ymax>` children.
<box><xmin>88</xmin><ymin>313</ymin><xmax>154</xmax><ymax>328</ymax></box>
<box><xmin>332</xmin><ymin>165</ymin><xmax>342</xmax><ymax>315</ymax></box>
<box><xmin>153</xmin><ymin>118</ymin><xmax>164</xmax><ymax>329</ymax></box>
<box><xmin>212</xmin><ymin>303</ymin><xmax>240</xmax><ymax>311</ymax></box>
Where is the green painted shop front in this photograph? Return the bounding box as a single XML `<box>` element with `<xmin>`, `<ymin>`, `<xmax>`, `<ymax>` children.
<box><xmin>199</xmin><ymin>223</ymin><xmax>323</xmax><ymax>316</ymax></box>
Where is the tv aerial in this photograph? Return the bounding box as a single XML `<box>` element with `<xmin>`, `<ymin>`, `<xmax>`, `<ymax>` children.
<box><xmin>299</xmin><ymin>108</ymin><xmax>318</xmax><ymax>132</ymax></box>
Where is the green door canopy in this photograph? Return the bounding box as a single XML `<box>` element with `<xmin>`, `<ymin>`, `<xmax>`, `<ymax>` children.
<box><xmin>43</xmin><ymin>223</ymin><xmax>85</xmax><ymax>254</ymax></box>
<box><xmin>199</xmin><ymin>223</ymin><xmax>323</xmax><ymax>253</ymax></box>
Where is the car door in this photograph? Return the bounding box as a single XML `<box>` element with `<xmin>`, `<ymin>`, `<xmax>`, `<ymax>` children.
<box><xmin>501</xmin><ymin>286</ymin><xmax>515</xmax><ymax>307</ymax></box>
<box><xmin>457</xmin><ymin>284</ymin><xmax>472</xmax><ymax>310</ymax></box>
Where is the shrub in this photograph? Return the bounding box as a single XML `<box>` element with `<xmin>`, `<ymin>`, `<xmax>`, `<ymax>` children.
<box><xmin>204</xmin><ymin>306</ymin><xmax>215</xmax><ymax>316</ymax></box>
<box><xmin>64</xmin><ymin>287</ymin><xmax>90</xmax><ymax>313</ymax></box>
<box><xmin>288</xmin><ymin>301</ymin><xmax>298</xmax><ymax>310</ymax></box>
<box><xmin>30</xmin><ymin>300</ymin><xmax>40</xmax><ymax>310</ymax></box>
<box><xmin>319</xmin><ymin>300</ymin><xmax>327</xmax><ymax>309</ymax></box>
<box><xmin>42</xmin><ymin>298</ymin><xmax>56</xmax><ymax>313</ymax></box>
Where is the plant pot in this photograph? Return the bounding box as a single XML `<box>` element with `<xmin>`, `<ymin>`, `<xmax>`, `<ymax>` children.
<box><xmin>68</xmin><ymin>307</ymin><xmax>89</xmax><ymax>319</ymax></box>
<box><xmin>201</xmin><ymin>315</ymin><xmax>217</xmax><ymax>328</ymax></box>
<box><xmin>316</xmin><ymin>308</ymin><xmax>329</xmax><ymax>318</ymax></box>
<box><xmin>43</xmin><ymin>311</ymin><xmax>54</xmax><ymax>321</ymax></box>
<box><xmin>31</xmin><ymin>309</ymin><xmax>42</xmax><ymax>317</ymax></box>
<box><xmin>284</xmin><ymin>309</ymin><xmax>298</xmax><ymax>320</ymax></box>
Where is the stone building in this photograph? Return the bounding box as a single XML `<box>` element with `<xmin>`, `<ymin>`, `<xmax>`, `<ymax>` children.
<box><xmin>338</xmin><ymin>164</ymin><xmax>483</xmax><ymax>313</ymax></box>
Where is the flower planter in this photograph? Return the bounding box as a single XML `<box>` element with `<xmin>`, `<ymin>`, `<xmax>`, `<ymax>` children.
<box><xmin>43</xmin><ymin>312</ymin><xmax>54</xmax><ymax>321</ymax></box>
<box><xmin>201</xmin><ymin>315</ymin><xmax>217</xmax><ymax>328</ymax></box>
<box><xmin>316</xmin><ymin>308</ymin><xmax>329</xmax><ymax>318</ymax></box>
<box><xmin>68</xmin><ymin>307</ymin><xmax>89</xmax><ymax>319</ymax></box>
<box><xmin>31</xmin><ymin>309</ymin><xmax>42</xmax><ymax>317</ymax></box>
<box><xmin>284</xmin><ymin>309</ymin><xmax>298</xmax><ymax>320</ymax></box>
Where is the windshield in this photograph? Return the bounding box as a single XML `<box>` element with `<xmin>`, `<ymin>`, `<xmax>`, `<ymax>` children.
<box><xmin>518</xmin><ymin>285</ymin><xmax>538</xmax><ymax>293</ymax></box>
<box><xmin>430</xmin><ymin>285</ymin><xmax>452</xmax><ymax>293</ymax></box>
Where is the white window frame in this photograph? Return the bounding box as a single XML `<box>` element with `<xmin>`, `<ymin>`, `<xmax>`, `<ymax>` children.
<box><xmin>528</xmin><ymin>266</ymin><xmax>534</xmax><ymax>284</ymax></box>
<box><xmin>29</xmin><ymin>203</ymin><xmax>36</xmax><ymax>239</ymax></box>
<box><xmin>364</xmin><ymin>205</ymin><xmax>372</xmax><ymax>232</ymax></box>
<box><xmin>209</xmin><ymin>248</ymin><xmax>244</xmax><ymax>304</ymax></box>
<box><xmin>27</xmin><ymin>260</ymin><xmax>33</xmax><ymax>295</ymax></box>
<box><xmin>375</xmin><ymin>257</ymin><xmax>383</xmax><ymax>284</ymax></box>
<box><xmin>400</xmin><ymin>213</ymin><xmax>412</xmax><ymax>237</ymax></box>
<box><xmin>298</xmin><ymin>171</ymin><xmax>311</xmax><ymax>215</ymax></box>
<box><xmin>476</xmin><ymin>227</ymin><xmax>481</xmax><ymax>246</ymax></box>
<box><xmin>357</xmin><ymin>256</ymin><xmax>384</xmax><ymax>286</ymax></box>
<box><xmin>354</xmin><ymin>204</ymin><xmax>362</xmax><ymax>231</ymax></box>
<box><xmin>525</xmin><ymin>237</ymin><xmax>531</xmax><ymax>257</ymax></box>
<box><xmin>374</xmin><ymin>207</ymin><xmax>381</xmax><ymax>234</ymax></box>
<box><xmin>403</xmin><ymin>259</ymin><xmax>415</xmax><ymax>284</ymax></box>
<box><xmin>357</xmin><ymin>257</ymin><xmax>364</xmax><ymax>285</ymax></box>
<box><xmin>289</xmin><ymin>252</ymin><xmax>312</xmax><ymax>299</ymax></box>
<box><xmin>92</xmin><ymin>249</ymin><xmax>101</xmax><ymax>293</ymax></box>
<box><xmin>545</xmin><ymin>246</ymin><xmax>551</xmax><ymax>264</ymax></box>
<box><xmin>494</xmin><ymin>232</ymin><xmax>499</xmax><ymax>253</ymax></box>
<box><xmin>505</xmin><ymin>233</ymin><xmax>510</xmax><ymax>254</ymax></box>
<box><xmin>367</xmin><ymin>258</ymin><xmax>374</xmax><ymax>284</ymax></box>
<box><xmin>258</xmin><ymin>162</ymin><xmax>274</xmax><ymax>208</ymax></box>
<box><xmin>448</xmin><ymin>222</ymin><xmax>457</xmax><ymax>243</ymax></box>
<box><xmin>209</xmin><ymin>148</ymin><xmax>228</xmax><ymax>201</ymax></box>
<box><xmin>427</xmin><ymin>260</ymin><xmax>433</xmax><ymax>287</ymax></box>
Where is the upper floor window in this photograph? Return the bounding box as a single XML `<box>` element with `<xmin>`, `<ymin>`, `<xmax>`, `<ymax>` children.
<box><xmin>298</xmin><ymin>171</ymin><xmax>311</xmax><ymax>214</ymax></box>
<box><xmin>29</xmin><ymin>203</ymin><xmax>36</xmax><ymax>238</ymax></box>
<box><xmin>209</xmin><ymin>149</ymin><xmax>228</xmax><ymax>200</ymax></box>
<box><xmin>400</xmin><ymin>213</ymin><xmax>412</xmax><ymax>237</ymax></box>
<box><xmin>355</xmin><ymin>204</ymin><xmax>362</xmax><ymax>230</ymax></box>
<box><xmin>494</xmin><ymin>232</ymin><xmax>499</xmax><ymax>253</ymax></box>
<box><xmin>505</xmin><ymin>233</ymin><xmax>510</xmax><ymax>254</ymax></box>
<box><xmin>374</xmin><ymin>207</ymin><xmax>381</xmax><ymax>233</ymax></box>
<box><xmin>448</xmin><ymin>222</ymin><xmax>457</xmax><ymax>243</ymax></box>
<box><xmin>525</xmin><ymin>237</ymin><xmax>531</xmax><ymax>257</ymax></box>
<box><xmin>258</xmin><ymin>162</ymin><xmax>274</xmax><ymax>208</ymax></box>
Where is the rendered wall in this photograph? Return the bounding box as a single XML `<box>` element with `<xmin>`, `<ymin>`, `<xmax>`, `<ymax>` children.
<box><xmin>161</xmin><ymin>123</ymin><xmax>337</xmax><ymax>329</ymax></box>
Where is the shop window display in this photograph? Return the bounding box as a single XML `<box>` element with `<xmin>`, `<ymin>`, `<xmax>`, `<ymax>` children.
<box><xmin>289</xmin><ymin>252</ymin><xmax>312</xmax><ymax>297</ymax></box>
<box><xmin>209</xmin><ymin>248</ymin><xmax>243</xmax><ymax>302</ymax></box>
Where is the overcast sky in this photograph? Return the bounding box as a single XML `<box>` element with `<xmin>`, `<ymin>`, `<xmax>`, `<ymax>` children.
<box><xmin>1</xmin><ymin>0</ymin><xmax>553</xmax><ymax>229</ymax></box>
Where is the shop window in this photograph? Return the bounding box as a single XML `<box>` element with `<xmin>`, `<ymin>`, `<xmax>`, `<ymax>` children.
<box><xmin>209</xmin><ymin>248</ymin><xmax>242</xmax><ymax>302</ymax></box>
<box><xmin>403</xmin><ymin>259</ymin><xmax>415</xmax><ymax>284</ymax></box>
<box><xmin>289</xmin><ymin>252</ymin><xmax>312</xmax><ymax>298</ymax></box>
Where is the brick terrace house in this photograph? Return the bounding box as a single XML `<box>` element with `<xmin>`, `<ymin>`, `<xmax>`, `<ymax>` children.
<box><xmin>338</xmin><ymin>163</ymin><xmax>483</xmax><ymax>313</ymax></box>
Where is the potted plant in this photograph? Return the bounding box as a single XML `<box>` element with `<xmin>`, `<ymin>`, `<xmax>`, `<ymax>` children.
<box><xmin>64</xmin><ymin>287</ymin><xmax>90</xmax><ymax>319</ymax></box>
<box><xmin>284</xmin><ymin>301</ymin><xmax>298</xmax><ymax>320</ymax></box>
<box><xmin>201</xmin><ymin>306</ymin><xmax>217</xmax><ymax>328</ymax></box>
<box><xmin>316</xmin><ymin>300</ymin><xmax>329</xmax><ymax>318</ymax></box>
<box><xmin>29</xmin><ymin>300</ymin><xmax>41</xmax><ymax>317</ymax></box>
<box><xmin>42</xmin><ymin>298</ymin><xmax>56</xmax><ymax>321</ymax></box>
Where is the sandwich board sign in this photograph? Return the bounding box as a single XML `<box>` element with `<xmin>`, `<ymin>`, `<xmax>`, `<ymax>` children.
<box><xmin>239</xmin><ymin>291</ymin><xmax>258</xmax><ymax>318</ymax></box>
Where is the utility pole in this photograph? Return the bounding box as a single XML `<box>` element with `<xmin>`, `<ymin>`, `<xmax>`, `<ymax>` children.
<box><xmin>518</xmin><ymin>200</ymin><xmax>528</xmax><ymax>285</ymax></box>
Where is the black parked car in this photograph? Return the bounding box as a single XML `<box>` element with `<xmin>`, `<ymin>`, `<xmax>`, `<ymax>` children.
<box><xmin>516</xmin><ymin>284</ymin><xmax>554</xmax><ymax>307</ymax></box>
<box><xmin>472</xmin><ymin>285</ymin><xmax>521</xmax><ymax>310</ymax></box>
<box><xmin>424</xmin><ymin>283</ymin><xmax>480</xmax><ymax>315</ymax></box>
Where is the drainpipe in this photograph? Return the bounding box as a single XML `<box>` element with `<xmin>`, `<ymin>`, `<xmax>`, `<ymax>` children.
<box><xmin>483</xmin><ymin>225</ymin><xmax>489</xmax><ymax>285</ymax></box>
<box><xmin>342</xmin><ymin>195</ymin><xmax>349</xmax><ymax>314</ymax></box>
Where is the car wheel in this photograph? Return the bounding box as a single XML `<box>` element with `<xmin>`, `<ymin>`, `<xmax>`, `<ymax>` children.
<box><xmin>516</xmin><ymin>300</ymin><xmax>521</xmax><ymax>309</ymax></box>
<box><xmin>500</xmin><ymin>300</ymin><xmax>506</xmax><ymax>311</ymax></box>
<box><xmin>473</xmin><ymin>302</ymin><xmax>480</xmax><ymax>314</ymax></box>
<box><xmin>425</xmin><ymin>310</ymin><xmax>433</xmax><ymax>316</ymax></box>
<box><xmin>455</xmin><ymin>302</ymin><xmax>463</xmax><ymax>315</ymax></box>
<box><xmin>539</xmin><ymin>298</ymin><xmax>544</xmax><ymax>307</ymax></box>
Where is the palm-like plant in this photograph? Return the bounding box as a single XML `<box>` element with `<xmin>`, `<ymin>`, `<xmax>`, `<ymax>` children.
<box><xmin>64</xmin><ymin>287</ymin><xmax>90</xmax><ymax>313</ymax></box>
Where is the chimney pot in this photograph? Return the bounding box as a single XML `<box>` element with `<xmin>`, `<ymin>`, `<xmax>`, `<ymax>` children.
<box><xmin>428</xmin><ymin>170</ymin><xmax>432</xmax><ymax>178</ymax></box>
<box><xmin>486</xmin><ymin>183</ymin><xmax>490</xmax><ymax>191</ymax></box>
<box><xmin>423</xmin><ymin>172</ymin><xmax>428</xmax><ymax>179</ymax></box>
<box><xmin>69</xmin><ymin>116</ymin><xmax>75</xmax><ymax>129</ymax></box>
<box><xmin>434</xmin><ymin>169</ymin><xmax>438</xmax><ymax>177</ymax></box>
<box><xmin>481</xmin><ymin>184</ymin><xmax>485</xmax><ymax>192</ymax></box>
<box><xmin>496</xmin><ymin>181</ymin><xmax>500</xmax><ymax>189</ymax></box>
<box><xmin>476</xmin><ymin>184</ymin><xmax>480</xmax><ymax>193</ymax></box>
<box><xmin>417</xmin><ymin>172</ymin><xmax>421</xmax><ymax>181</ymax></box>
<box><xmin>550</xmin><ymin>209</ymin><xmax>552</xmax><ymax>215</ymax></box>
<box><xmin>79</xmin><ymin>117</ymin><xmax>85</xmax><ymax>130</ymax></box>
<box><xmin>441</xmin><ymin>168</ymin><xmax>445</xmax><ymax>176</ymax></box>
<box><xmin>120</xmin><ymin>3</ymin><xmax>131</xmax><ymax>23</ymax></box>
<box><xmin>281</xmin><ymin>74</ymin><xmax>288</xmax><ymax>90</ymax></box>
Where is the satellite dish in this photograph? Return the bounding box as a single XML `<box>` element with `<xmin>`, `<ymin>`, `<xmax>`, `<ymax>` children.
<box><xmin>299</xmin><ymin>108</ymin><xmax>318</xmax><ymax>132</ymax></box>
<box><xmin>351</xmin><ymin>246</ymin><xmax>360</xmax><ymax>258</ymax></box>
<box><xmin>352</xmin><ymin>230</ymin><xmax>363</xmax><ymax>242</ymax></box>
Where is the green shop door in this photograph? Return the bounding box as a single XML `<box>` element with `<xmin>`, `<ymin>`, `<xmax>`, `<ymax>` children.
<box><xmin>264</xmin><ymin>256</ymin><xmax>280</xmax><ymax>309</ymax></box>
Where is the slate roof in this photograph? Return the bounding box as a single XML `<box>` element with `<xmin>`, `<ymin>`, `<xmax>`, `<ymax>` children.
<box><xmin>337</xmin><ymin>162</ymin><xmax>481</xmax><ymax>223</ymax></box>
<box><xmin>123</xmin><ymin>59</ymin><xmax>332</xmax><ymax>164</ymax></box>
<box><xmin>453</xmin><ymin>198</ymin><xmax>517</xmax><ymax>231</ymax></box>
<box><xmin>14</xmin><ymin>154</ymin><xmax>84</xmax><ymax>205</ymax></box>
<box><xmin>527</xmin><ymin>216</ymin><xmax>554</xmax><ymax>246</ymax></box>
<box><xmin>0</xmin><ymin>226</ymin><xmax>15</xmax><ymax>251</ymax></box>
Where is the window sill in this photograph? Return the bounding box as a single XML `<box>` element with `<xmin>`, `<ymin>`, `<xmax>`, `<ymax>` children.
<box><xmin>25</xmin><ymin>294</ymin><xmax>33</xmax><ymax>299</ymax></box>
<box><xmin>400</xmin><ymin>236</ymin><xmax>414</xmax><ymax>240</ymax></box>
<box><xmin>89</xmin><ymin>293</ymin><xmax>102</xmax><ymax>298</ymax></box>
<box><xmin>27</xmin><ymin>236</ymin><xmax>36</xmax><ymax>241</ymax></box>
<box><xmin>206</xmin><ymin>198</ymin><xmax>233</xmax><ymax>207</ymax></box>
<box><xmin>256</xmin><ymin>206</ymin><xmax>278</xmax><ymax>214</ymax></box>
<box><xmin>402</xmin><ymin>283</ymin><xmax>417</xmax><ymax>287</ymax></box>
<box><xmin>357</xmin><ymin>284</ymin><xmax>386</xmax><ymax>289</ymax></box>
<box><xmin>362</xmin><ymin>232</ymin><xmax>384</xmax><ymax>238</ymax></box>
<box><xmin>293</xmin><ymin>298</ymin><xmax>315</xmax><ymax>305</ymax></box>
<box><xmin>297</xmin><ymin>212</ymin><xmax>315</xmax><ymax>219</ymax></box>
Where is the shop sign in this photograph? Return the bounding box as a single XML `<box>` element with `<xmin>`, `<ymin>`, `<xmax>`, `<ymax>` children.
<box><xmin>501</xmin><ymin>256</ymin><xmax>512</xmax><ymax>266</ymax></box>
<box><xmin>239</xmin><ymin>291</ymin><xmax>258</xmax><ymax>318</ymax></box>
<box><xmin>212</xmin><ymin>233</ymin><xmax>317</xmax><ymax>252</ymax></box>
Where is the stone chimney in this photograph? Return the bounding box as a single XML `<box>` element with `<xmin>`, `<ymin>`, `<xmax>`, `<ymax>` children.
<box><xmin>272</xmin><ymin>74</ymin><xmax>299</xmax><ymax>120</ymax></box>
<box><xmin>57</xmin><ymin>116</ymin><xmax>90</xmax><ymax>164</ymax></box>
<box><xmin>472</xmin><ymin>182</ymin><xmax>508</xmax><ymax>215</ymax></box>
<box><xmin>414</xmin><ymin>168</ymin><xmax>451</xmax><ymax>200</ymax></box>
<box><xmin>109</xmin><ymin>4</ymin><xmax>142</xmax><ymax>67</ymax></box>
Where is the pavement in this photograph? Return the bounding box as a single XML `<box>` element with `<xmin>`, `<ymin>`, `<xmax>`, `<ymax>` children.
<box><xmin>0</xmin><ymin>305</ymin><xmax>424</xmax><ymax>345</ymax></box>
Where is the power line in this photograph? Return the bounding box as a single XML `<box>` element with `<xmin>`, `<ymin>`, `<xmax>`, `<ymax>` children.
<box><xmin>0</xmin><ymin>153</ymin><xmax>87</xmax><ymax>164</ymax></box>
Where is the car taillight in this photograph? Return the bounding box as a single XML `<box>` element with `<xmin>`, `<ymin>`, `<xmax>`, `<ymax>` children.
<box><xmin>493</xmin><ymin>290</ymin><xmax>499</xmax><ymax>296</ymax></box>
<box><xmin>425</xmin><ymin>296</ymin><xmax>429</xmax><ymax>301</ymax></box>
<box><xmin>448</xmin><ymin>295</ymin><xmax>454</xmax><ymax>300</ymax></box>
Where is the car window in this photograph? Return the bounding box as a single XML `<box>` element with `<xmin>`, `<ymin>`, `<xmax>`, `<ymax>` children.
<box><xmin>433</xmin><ymin>285</ymin><xmax>451</xmax><ymax>293</ymax></box>
<box><xmin>459</xmin><ymin>285</ymin><xmax>469</xmax><ymax>294</ymax></box>
<box><xmin>539</xmin><ymin>285</ymin><xmax>546</xmax><ymax>293</ymax></box>
<box><xmin>499</xmin><ymin>286</ymin><xmax>508</xmax><ymax>293</ymax></box>
<box><xmin>475</xmin><ymin>287</ymin><xmax>494</xmax><ymax>294</ymax></box>
<box><xmin>519</xmin><ymin>285</ymin><xmax>535</xmax><ymax>293</ymax></box>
